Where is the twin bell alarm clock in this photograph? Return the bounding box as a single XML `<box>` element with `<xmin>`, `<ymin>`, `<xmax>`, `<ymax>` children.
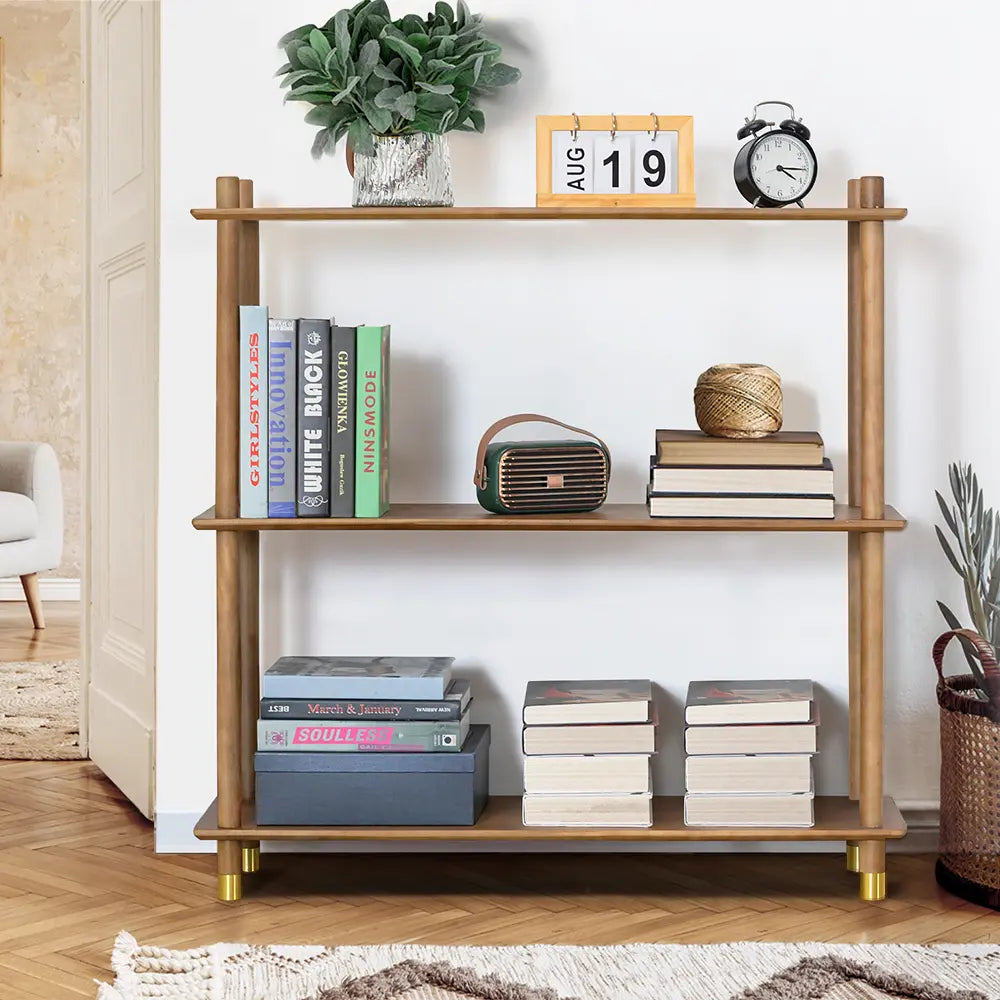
<box><xmin>734</xmin><ymin>100</ymin><xmax>817</xmax><ymax>208</ymax></box>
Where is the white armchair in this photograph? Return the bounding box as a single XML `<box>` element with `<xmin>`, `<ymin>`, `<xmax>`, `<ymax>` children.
<box><xmin>0</xmin><ymin>442</ymin><xmax>63</xmax><ymax>629</ymax></box>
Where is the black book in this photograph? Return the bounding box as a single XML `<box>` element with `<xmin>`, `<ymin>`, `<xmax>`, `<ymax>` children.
<box><xmin>260</xmin><ymin>679</ymin><xmax>472</xmax><ymax>721</ymax></box>
<box><xmin>296</xmin><ymin>318</ymin><xmax>331</xmax><ymax>517</ymax></box>
<box><xmin>330</xmin><ymin>325</ymin><xmax>357</xmax><ymax>517</ymax></box>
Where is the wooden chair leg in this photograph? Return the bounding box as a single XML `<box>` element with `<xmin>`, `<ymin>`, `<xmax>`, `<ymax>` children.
<box><xmin>19</xmin><ymin>573</ymin><xmax>45</xmax><ymax>629</ymax></box>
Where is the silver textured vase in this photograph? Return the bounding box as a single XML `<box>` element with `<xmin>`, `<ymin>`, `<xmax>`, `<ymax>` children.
<box><xmin>352</xmin><ymin>133</ymin><xmax>454</xmax><ymax>207</ymax></box>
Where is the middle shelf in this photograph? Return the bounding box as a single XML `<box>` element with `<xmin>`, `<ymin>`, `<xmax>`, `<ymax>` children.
<box><xmin>193</xmin><ymin>502</ymin><xmax>906</xmax><ymax>533</ymax></box>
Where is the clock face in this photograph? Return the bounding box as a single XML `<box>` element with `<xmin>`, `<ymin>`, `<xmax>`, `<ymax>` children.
<box><xmin>749</xmin><ymin>132</ymin><xmax>815</xmax><ymax>204</ymax></box>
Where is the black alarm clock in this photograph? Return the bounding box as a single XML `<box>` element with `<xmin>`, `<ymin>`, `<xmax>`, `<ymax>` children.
<box><xmin>734</xmin><ymin>101</ymin><xmax>816</xmax><ymax>208</ymax></box>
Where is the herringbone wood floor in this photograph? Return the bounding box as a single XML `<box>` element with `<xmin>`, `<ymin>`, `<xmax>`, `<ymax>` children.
<box><xmin>0</xmin><ymin>603</ymin><xmax>997</xmax><ymax>999</ymax></box>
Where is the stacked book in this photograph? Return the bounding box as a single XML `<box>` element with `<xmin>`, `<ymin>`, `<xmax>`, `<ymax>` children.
<box><xmin>239</xmin><ymin>309</ymin><xmax>390</xmax><ymax>519</ymax></box>
<box><xmin>521</xmin><ymin>680</ymin><xmax>656</xmax><ymax>828</ymax></box>
<box><xmin>683</xmin><ymin>679</ymin><xmax>817</xmax><ymax>828</ymax></box>
<box><xmin>258</xmin><ymin>656</ymin><xmax>470</xmax><ymax>753</ymax></box>
<box><xmin>647</xmin><ymin>430</ymin><xmax>835</xmax><ymax>519</ymax></box>
<box><xmin>255</xmin><ymin>656</ymin><xmax>489</xmax><ymax>827</ymax></box>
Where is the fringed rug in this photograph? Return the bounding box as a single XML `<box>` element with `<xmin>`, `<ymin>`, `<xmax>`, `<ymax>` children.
<box><xmin>0</xmin><ymin>658</ymin><xmax>83</xmax><ymax>759</ymax></box>
<box><xmin>96</xmin><ymin>933</ymin><xmax>1000</xmax><ymax>1000</ymax></box>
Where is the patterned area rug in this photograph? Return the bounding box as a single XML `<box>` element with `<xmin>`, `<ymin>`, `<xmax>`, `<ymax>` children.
<box><xmin>0</xmin><ymin>658</ymin><xmax>83</xmax><ymax>759</ymax></box>
<box><xmin>96</xmin><ymin>934</ymin><xmax>1000</xmax><ymax>1000</ymax></box>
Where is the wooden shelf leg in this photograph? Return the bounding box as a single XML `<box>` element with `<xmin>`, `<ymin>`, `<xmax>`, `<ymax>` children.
<box><xmin>858</xmin><ymin>175</ymin><xmax>886</xmax><ymax>902</ymax></box>
<box><xmin>846</xmin><ymin>842</ymin><xmax>860</xmax><ymax>873</ymax></box>
<box><xmin>214</xmin><ymin>176</ymin><xmax>243</xmax><ymax>900</ymax></box>
<box><xmin>847</xmin><ymin>178</ymin><xmax>862</xmax><ymax>802</ymax></box>
<box><xmin>237</xmin><ymin>179</ymin><xmax>262</xmax><ymax>876</ymax></box>
<box><xmin>218</xmin><ymin>841</ymin><xmax>243</xmax><ymax>901</ymax></box>
<box><xmin>239</xmin><ymin>532</ymin><xmax>261</xmax><ymax>873</ymax></box>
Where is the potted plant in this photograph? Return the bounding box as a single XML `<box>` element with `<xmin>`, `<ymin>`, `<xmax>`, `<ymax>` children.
<box><xmin>277</xmin><ymin>0</ymin><xmax>520</xmax><ymax>207</ymax></box>
<box><xmin>933</xmin><ymin>462</ymin><xmax>1000</xmax><ymax>910</ymax></box>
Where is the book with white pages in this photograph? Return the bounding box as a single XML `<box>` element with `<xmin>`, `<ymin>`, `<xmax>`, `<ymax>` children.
<box><xmin>684</xmin><ymin>715</ymin><xmax>818</xmax><ymax>756</ymax></box>
<box><xmin>685</xmin><ymin>679</ymin><xmax>814</xmax><ymax>726</ymax></box>
<box><xmin>522</xmin><ymin>792</ymin><xmax>653</xmax><ymax>828</ymax></box>
<box><xmin>650</xmin><ymin>459</ymin><xmax>834</xmax><ymax>496</ymax></box>
<box><xmin>524</xmin><ymin>754</ymin><xmax>651</xmax><ymax>795</ymax></box>
<box><xmin>685</xmin><ymin>754</ymin><xmax>813</xmax><ymax>794</ymax></box>
<box><xmin>683</xmin><ymin>791</ymin><xmax>815</xmax><ymax>828</ymax></box>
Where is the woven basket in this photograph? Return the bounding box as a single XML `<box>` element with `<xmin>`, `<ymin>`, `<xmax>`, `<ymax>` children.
<box><xmin>693</xmin><ymin>363</ymin><xmax>782</xmax><ymax>439</ymax></box>
<box><xmin>933</xmin><ymin>629</ymin><xmax>1000</xmax><ymax>911</ymax></box>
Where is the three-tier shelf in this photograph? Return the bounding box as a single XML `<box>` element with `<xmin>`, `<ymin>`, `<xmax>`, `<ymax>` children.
<box><xmin>191</xmin><ymin>176</ymin><xmax>908</xmax><ymax>902</ymax></box>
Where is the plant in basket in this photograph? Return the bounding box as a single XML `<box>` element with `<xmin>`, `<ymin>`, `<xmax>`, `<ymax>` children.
<box><xmin>933</xmin><ymin>462</ymin><xmax>1000</xmax><ymax>910</ymax></box>
<box><xmin>277</xmin><ymin>0</ymin><xmax>520</xmax><ymax>207</ymax></box>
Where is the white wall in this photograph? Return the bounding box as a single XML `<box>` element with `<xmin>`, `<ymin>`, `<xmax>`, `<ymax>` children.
<box><xmin>156</xmin><ymin>0</ymin><xmax>998</xmax><ymax>846</ymax></box>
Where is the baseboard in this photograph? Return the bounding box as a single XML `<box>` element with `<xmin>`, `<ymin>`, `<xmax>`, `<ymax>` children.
<box><xmin>155</xmin><ymin>801</ymin><xmax>939</xmax><ymax>855</ymax></box>
<box><xmin>0</xmin><ymin>577</ymin><xmax>80</xmax><ymax>601</ymax></box>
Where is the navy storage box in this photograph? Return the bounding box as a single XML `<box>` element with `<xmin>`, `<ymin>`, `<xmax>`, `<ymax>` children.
<box><xmin>255</xmin><ymin>724</ymin><xmax>490</xmax><ymax>826</ymax></box>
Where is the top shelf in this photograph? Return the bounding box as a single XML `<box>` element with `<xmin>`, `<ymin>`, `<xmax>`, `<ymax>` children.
<box><xmin>190</xmin><ymin>206</ymin><xmax>907</xmax><ymax>223</ymax></box>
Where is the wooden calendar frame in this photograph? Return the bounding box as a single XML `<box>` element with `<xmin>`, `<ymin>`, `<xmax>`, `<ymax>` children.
<box><xmin>536</xmin><ymin>115</ymin><xmax>695</xmax><ymax>208</ymax></box>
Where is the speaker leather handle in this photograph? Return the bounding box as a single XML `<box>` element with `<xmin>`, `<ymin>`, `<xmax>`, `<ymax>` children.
<box><xmin>473</xmin><ymin>413</ymin><xmax>610</xmax><ymax>489</ymax></box>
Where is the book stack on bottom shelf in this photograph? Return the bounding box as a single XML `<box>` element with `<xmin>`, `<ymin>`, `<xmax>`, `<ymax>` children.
<box><xmin>683</xmin><ymin>679</ymin><xmax>817</xmax><ymax>828</ymax></box>
<box><xmin>254</xmin><ymin>656</ymin><xmax>488</xmax><ymax>826</ymax></box>
<box><xmin>521</xmin><ymin>680</ymin><xmax>655</xmax><ymax>828</ymax></box>
<box><xmin>647</xmin><ymin>430</ymin><xmax>835</xmax><ymax>519</ymax></box>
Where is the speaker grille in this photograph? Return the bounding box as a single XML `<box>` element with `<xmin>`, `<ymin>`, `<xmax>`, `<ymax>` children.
<box><xmin>498</xmin><ymin>446</ymin><xmax>609</xmax><ymax>511</ymax></box>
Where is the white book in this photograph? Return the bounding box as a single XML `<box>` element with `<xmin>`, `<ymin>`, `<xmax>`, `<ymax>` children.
<box><xmin>651</xmin><ymin>460</ymin><xmax>834</xmax><ymax>496</ymax></box>
<box><xmin>524</xmin><ymin>755</ymin><xmax>651</xmax><ymax>795</ymax></box>
<box><xmin>685</xmin><ymin>755</ymin><xmax>813</xmax><ymax>794</ymax></box>
<box><xmin>685</xmin><ymin>720</ymin><xmax>817</xmax><ymax>756</ymax></box>
<box><xmin>647</xmin><ymin>493</ymin><xmax>834</xmax><ymax>519</ymax></box>
<box><xmin>523</xmin><ymin>723</ymin><xmax>656</xmax><ymax>756</ymax></box>
<box><xmin>684</xmin><ymin>792</ymin><xmax>815</xmax><ymax>828</ymax></box>
<box><xmin>522</xmin><ymin>792</ymin><xmax>653</xmax><ymax>828</ymax></box>
<box><xmin>684</xmin><ymin>679</ymin><xmax>814</xmax><ymax>725</ymax></box>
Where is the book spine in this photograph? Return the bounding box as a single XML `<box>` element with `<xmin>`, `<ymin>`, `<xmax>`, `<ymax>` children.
<box><xmin>296</xmin><ymin>319</ymin><xmax>332</xmax><ymax>517</ymax></box>
<box><xmin>267</xmin><ymin>319</ymin><xmax>297</xmax><ymax>517</ymax></box>
<box><xmin>239</xmin><ymin>306</ymin><xmax>268</xmax><ymax>518</ymax></box>
<box><xmin>260</xmin><ymin>697</ymin><xmax>463</xmax><ymax>721</ymax></box>
<box><xmin>262</xmin><ymin>675</ymin><xmax>450</xmax><ymax>700</ymax></box>
<box><xmin>258</xmin><ymin>718</ymin><xmax>466</xmax><ymax>752</ymax></box>
<box><xmin>355</xmin><ymin>324</ymin><xmax>390</xmax><ymax>518</ymax></box>
<box><xmin>330</xmin><ymin>325</ymin><xmax>357</xmax><ymax>516</ymax></box>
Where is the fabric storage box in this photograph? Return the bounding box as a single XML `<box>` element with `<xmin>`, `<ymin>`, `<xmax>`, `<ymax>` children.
<box><xmin>255</xmin><ymin>724</ymin><xmax>490</xmax><ymax>826</ymax></box>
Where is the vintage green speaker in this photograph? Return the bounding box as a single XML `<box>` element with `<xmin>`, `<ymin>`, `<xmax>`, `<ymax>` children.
<box><xmin>473</xmin><ymin>413</ymin><xmax>611</xmax><ymax>514</ymax></box>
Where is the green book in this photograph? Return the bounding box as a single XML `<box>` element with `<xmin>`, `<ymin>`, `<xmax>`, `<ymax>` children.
<box><xmin>355</xmin><ymin>324</ymin><xmax>390</xmax><ymax>517</ymax></box>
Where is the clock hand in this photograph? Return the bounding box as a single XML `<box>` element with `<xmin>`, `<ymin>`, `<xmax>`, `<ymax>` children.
<box><xmin>776</xmin><ymin>165</ymin><xmax>807</xmax><ymax>174</ymax></box>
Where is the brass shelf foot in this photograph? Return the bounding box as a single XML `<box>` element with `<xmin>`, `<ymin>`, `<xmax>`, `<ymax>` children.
<box><xmin>241</xmin><ymin>845</ymin><xmax>260</xmax><ymax>874</ymax></box>
<box><xmin>218</xmin><ymin>873</ymin><xmax>242</xmax><ymax>902</ymax></box>
<box><xmin>846</xmin><ymin>842</ymin><xmax>860</xmax><ymax>873</ymax></box>
<box><xmin>859</xmin><ymin>871</ymin><xmax>886</xmax><ymax>902</ymax></box>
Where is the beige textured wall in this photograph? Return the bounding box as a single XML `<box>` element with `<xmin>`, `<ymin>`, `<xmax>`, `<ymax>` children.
<box><xmin>0</xmin><ymin>1</ymin><xmax>82</xmax><ymax>577</ymax></box>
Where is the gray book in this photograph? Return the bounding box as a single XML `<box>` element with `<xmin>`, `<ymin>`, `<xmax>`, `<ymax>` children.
<box><xmin>296</xmin><ymin>318</ymin><xmax>331</xmax><ymax>517</ymax></box>
<box><xmin>262</xmin><ymin>655</ymin><xmax>454</xmax><ymax>700</ymax></box>
<box><xmin>267</xmin><ymin>318</ymin><xmax>297</xmax><ymax>517</ymax></box>
<box><xmin>330</xmin><ymin>325</ymin><xmax>356</xmax><ymax>517</ymax></box>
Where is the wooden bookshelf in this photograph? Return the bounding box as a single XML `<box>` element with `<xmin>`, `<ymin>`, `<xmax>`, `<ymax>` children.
<box><xmin>193</xmin><ymin>503</ymin><xmax>906</xmax><ymax>533</ymax></box>
<box><xmin>195</xmin><ymin>795</ymin><xmax>906</xmax><ymax>843</ymax></box>
<box><xmin>194</xmin><ymin>176</ymin><xmax>906</xmax><ymax>903</ymax></box>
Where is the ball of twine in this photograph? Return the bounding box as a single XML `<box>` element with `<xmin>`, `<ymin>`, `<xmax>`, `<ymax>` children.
<box><xmin>694</xmin><ymin>363</ymin><xmax>783</xmax><ymax>439</ymax></box>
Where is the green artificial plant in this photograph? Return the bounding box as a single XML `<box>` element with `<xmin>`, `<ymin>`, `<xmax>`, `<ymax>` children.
<box><xmin>277</xmin><ymin>0</ymin><xmax>520</xmax><ymax>159</ymax></box>
<box><xmin>935</xmin><ymin>462</ymin><xmax>1000</xmax><ymax>699</ymax></box>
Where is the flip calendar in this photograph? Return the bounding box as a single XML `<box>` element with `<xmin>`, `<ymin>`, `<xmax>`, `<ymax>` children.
<box><xmin>536</xmin><ymin>114</ymin><xmax>695</xmax><ymax>208</ymax></box>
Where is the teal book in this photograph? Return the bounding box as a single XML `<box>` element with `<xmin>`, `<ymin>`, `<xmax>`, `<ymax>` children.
<box><xmin>355</xmin><ymin>324</ymin><xmax>390</xmax><ymax>518</ymax></box>
<box><xmin>239</xmin><ymin>305</ymin><xmax>268</xmax><ymax>518</ymax></box>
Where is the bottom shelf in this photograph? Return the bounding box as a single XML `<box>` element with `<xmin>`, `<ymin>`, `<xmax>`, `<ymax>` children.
<box><xmin>194</xmin><ymin>795</ymin><xmax>906</xmax><ymax>843</ymax></box>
